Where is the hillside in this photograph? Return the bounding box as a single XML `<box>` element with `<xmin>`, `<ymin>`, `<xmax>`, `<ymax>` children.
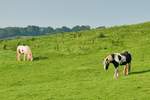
<box><xmin>0</xmin><ymin>22</ymin><xmax>150</xmax><ymax>100</ymax></box>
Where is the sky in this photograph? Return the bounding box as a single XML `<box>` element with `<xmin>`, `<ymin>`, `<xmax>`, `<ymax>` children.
<box><xmin>0</xmin><ymin>0</ymin><xmax>149</xmax><ymax>28</ymax></box>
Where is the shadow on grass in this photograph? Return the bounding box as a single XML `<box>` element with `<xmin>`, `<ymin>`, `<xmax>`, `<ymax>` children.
<box><xmin>33</xmin><ymin>56</ymin><xmax>48</xmax><ymax>61</ymax></box>
<box><xmin>130</xmin><ymin>69</ymin><xmax>150</xmax><ymax>75</ymax></box>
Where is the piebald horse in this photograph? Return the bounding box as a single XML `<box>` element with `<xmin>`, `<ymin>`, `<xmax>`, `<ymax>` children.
<box><xmin>16</xmin><ymin>45</ymin><xmax>33</xmax><ymax>61</ymax></box>
<box><xmin>103</xmin><ymin>51</ymin><xmax>132</xmax><ymax>79</ymax></box>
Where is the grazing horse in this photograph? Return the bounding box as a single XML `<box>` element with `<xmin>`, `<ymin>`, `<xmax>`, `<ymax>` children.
<box><xmin>103</xmin><ymin>51</ymin><xmax>132</xmax><ymax>79</ymax></box>
<box><xmin>16</xmin><ymin>45</ymin><xmax>33</xmax><ymax>61</ymax></box>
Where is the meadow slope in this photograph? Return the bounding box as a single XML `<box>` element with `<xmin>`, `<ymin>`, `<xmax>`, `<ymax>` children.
<box><xmin>0</xmin><ymin>22</ymin><xmax>150</xmax><ymax>100</ymax></box>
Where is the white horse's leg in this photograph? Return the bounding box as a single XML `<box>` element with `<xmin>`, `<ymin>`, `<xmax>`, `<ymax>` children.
<box><xmin>30</xmin><ymin>57</ymin><xmax>33</xmax><ymax>61</ymax></box>
<box><xmin>114</xmin><ymin>68</ymin><xmax>119</xmax><ymax>79</ymax></box>
<box><xmin>17</xmin><ymin>53</ymin><xmax>21</xmax><ymax>61</ymax></box>
<box><xmin>23</xmin><ymin>54</ymin><xmax>26</xmax><ymax>61</ymax></box>
<box><xmin>30</xmin><ymin>55</ymin><xmax>33</xmax><ymax>61</ymax></box>
<box><xmin>30</xmin><ymin>54</ymin><xmax>33</xmax><ymax>61</ymax></box>
<box><xmin>27</xmin><ymin>54</ymin><xmax>31</xmax><ymax>61</ymax></box>
<box><xmin>28</xmin><ymin>53</ymin><xmax>33</xmax><ymax>61</ymax></box>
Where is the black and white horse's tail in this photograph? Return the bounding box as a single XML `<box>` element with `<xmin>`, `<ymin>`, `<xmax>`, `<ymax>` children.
<box><xmin>128</xmin><ymin>63</ymin><xmax>131</xmax><ymax>72</ymax></box>
<box><xmin>122</xmin><ymin>51</ymin><xmax>132</xmax><ymax>72</ymax></box>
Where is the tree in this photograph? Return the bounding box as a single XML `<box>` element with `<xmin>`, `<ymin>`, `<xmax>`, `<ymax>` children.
<box><xmin>5</xmin><ymin>27</ymin><xmax>21</xmax><ymax>36</ymax></box>
<box><xmin>40</xmin><ymin>27</ymin><xmax>55</xmax><ymax>34</ymax></box>
<box><xmin>26</xmin><ymin>25</ymin><xmax>40</xmax><ymax>36</ymax></box>
<box><xmin>0</xmin><ymin>25</ymin><xmax>91</xmax><ymax>39</ymax></box>
<box><xmin>61</xmin><ymin>26</ymin><xmax>71</xmax><ymax>32</ymax></box>
<box><xmin>55</xmin><ymin>26</ymin><xmax>71</xmax><ymax>33</ymax></box>
<box><xmin>72</xmin><ymin>25</ymin><xmax>90</xmax><ymax>32</ymax></box>
<box><xmin>0</xmin><ymin>29</ymin><xmax>7</xmax><ymax>38</ymax></box>
<box><xmin>72</xmin><ymin>25</ymin><xmax>81</xmax><ymax>32</ymax></box>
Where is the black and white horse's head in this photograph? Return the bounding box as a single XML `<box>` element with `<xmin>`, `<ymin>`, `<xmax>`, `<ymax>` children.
<box><xmin>103</xmin><ymin>55</ymin><xmax>113</xmax><ymax>70</ymax></box>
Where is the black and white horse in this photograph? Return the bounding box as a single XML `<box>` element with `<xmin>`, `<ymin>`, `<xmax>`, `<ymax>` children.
<box><xmin>103</xmin><ymin>51</ymin><xmax>132</xmax><ymax>79</ymax></box>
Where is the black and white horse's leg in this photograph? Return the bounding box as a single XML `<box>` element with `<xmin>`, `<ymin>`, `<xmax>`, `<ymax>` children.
<box><xmin>123</xmin><ymin>64</ymin><xmax>129</xmax><ymax>76</ymax></box>
<box><xmin>123</xmin><ymin>65</ymin><xmax>126</xmax><ymax>75</ymax></box>
<box><xmin>114</xmin><ymin>67</ymin><xmax>119</xmax><ymax>79</ymax></box>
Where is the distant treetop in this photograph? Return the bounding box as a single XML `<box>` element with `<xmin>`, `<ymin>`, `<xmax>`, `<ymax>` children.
<box><xmin>0</xmin><ymin>25</ymin><xmax>93</xmax><ymax>39</ymax></box>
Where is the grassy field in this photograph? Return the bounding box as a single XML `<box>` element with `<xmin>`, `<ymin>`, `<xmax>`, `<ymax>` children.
<box><xmin>0</xmin><ymin>22</ymin><xmax>150</xmax><ymax>100</ymax></box>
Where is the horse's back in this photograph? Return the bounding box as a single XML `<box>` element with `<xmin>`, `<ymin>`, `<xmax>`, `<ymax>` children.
<box><xmin>17</xmin><ymin>45</ymin><xmax>31</xmax><ymax>54</ymax></box>
<box><xmin>121</xmin><ymin>51</ymin><xmax>132</xmax><ymax>63</ymax></box>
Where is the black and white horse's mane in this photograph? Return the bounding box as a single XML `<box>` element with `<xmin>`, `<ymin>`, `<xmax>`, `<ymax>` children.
<box><xmin>103</xmin><ymin>51</ymin><xmax>132</xmax><ymax>79</ymax></box>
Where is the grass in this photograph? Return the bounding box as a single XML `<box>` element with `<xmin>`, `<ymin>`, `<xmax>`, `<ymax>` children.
<box><xmin>0</xmin><ymin>22</ymin><xmax>150</xmax><ymax>100</ymax></box>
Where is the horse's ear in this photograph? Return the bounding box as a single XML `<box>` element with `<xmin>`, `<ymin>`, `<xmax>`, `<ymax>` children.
<box><xmin>111</xmin><ymin>54</ymin><xmax>114</xmax><ymax>59</ymax></box>
<box><xmin>106</xmin><ymin>58</ymin><xmax>110</xmax><ymax>62</ymax></box>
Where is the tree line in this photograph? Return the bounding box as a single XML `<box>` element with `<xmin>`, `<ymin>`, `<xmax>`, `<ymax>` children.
<box><xmin>0</xmin><ymin>25</ymin><xmax>91</xmax><ymax>39</ymax></box>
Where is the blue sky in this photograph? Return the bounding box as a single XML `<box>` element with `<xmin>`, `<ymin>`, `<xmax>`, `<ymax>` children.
<box><xmin>0</xmin><ymin>0</ymin><xmax>149</xmax><ymax>28</ymax></box>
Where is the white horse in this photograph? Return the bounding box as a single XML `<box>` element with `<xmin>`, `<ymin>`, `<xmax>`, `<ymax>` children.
<box><xmin>16</xmin><ymin>45</ymin><xmax>33</xmax><ymax>61</ymax></box>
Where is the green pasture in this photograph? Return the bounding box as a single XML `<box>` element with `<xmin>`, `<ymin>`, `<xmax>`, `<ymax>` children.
<box><xmin>0</xmin><ymin>22</ymin><xmax>150</xmax><ymax>100</ymax></box>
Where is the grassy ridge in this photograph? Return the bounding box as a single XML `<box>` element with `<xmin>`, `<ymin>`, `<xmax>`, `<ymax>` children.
<box><xmin>0</xmin><ymin>22</ymin><xmax>150</xmax><ymax>100</ymax></box>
